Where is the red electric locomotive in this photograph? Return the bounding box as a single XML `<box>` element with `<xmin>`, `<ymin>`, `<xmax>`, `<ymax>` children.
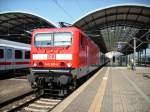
<box><xmin>28</xmin><ymin>27</ymin><xmax>101</xmax><ymax>94</ymax></box>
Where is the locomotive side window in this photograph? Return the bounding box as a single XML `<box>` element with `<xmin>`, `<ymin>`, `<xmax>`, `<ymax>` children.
<box><xmin>6</xmin><ymin>49</ymin><xmax>12</xmax><ymax>59</ymax></box>
<box><xmin>0</xmin><ymin>49</ymin><xmax>4</xmax><ymax>59</ymax></box>
<box><xmin>25</xmin><ymin>51</ymin><xmax>30</xmax><ymax>59</ymax></box>
<box><xmin>81</xmin><ymin>35</ymin><xmax>84</xmax><ymax>48</ymax></box>
<box><xmin>35</xmin><ymin>33</ymin><xmax>52</xmax><ymax>46</ymax></box>
<box><xmin>15</xmin><ymin>50</ymin><xmax>22</xmax><ymax>59</ymax></box>
<box><xmin>54</xmin><ymin>32</ymin><xmax>72</xmax><ymax>46</ymax></box>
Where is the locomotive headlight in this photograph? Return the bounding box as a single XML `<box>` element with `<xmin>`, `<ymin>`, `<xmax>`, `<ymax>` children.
<box><xmin>33</xmin><ymin>62</ymin><xmax>37</xmax><ymax>67</ymax></box>
<box><xmin>67</xmin><ymin>63</ymin><xmax>72</xmax><ymax>67</ymax></box>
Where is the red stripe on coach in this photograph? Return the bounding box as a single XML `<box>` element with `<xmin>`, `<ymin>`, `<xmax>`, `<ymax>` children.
<box><xmin>0</xmin><ymin>62</ymin><xmax>12</xmax><ymax>65</ymax></box>
<box><xmin>15</xmin><ymin>62</ymin><xmax>29</xmax><ymax>64</ymax></box>
<box><xmin>0</xmin><ymin>62</ymin><xmax>29</xmax><ymax>65</ymax></box>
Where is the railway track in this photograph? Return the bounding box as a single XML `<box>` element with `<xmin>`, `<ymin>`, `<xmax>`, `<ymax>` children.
<box><xmin>0</xmin><ymin>67</ymin><xmax>103</xmax><ymax>112</ymax></box>
<box><xmin>0</xmin><ymin>91</ymin><xmax>62</xmax><ymax>112</ymax></box>
<box><xmin>21</xmin><ymin>97</ymin><xmax>62</xmax><ymax>112</ymax></box>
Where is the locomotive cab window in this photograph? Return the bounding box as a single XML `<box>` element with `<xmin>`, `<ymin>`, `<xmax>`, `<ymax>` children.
<box><xmin>35</xmin><ymin>33</ymin><xmax>53</xmax><ymax>46</ymax></box>
<box><xmin>54</xmin><ymin>32</ymin><xmax>72</xmax><ymax>46</ymax></box>
<box><xmin>34</xmin><ymin>32</ymin><xmax>72</xmax><ymax>46</ymax></box>
<box><xmin>0</xmin><ymin>49</ymin><xmax>4</xmax><ymax>59</ymax></box>
<box><xmin>15</xmin><ymin>50</ymin><xmax>22</xmax><ymax>59</ymax></box>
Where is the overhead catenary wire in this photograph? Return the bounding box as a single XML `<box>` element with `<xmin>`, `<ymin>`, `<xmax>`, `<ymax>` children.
<box><xmin>52</xmin><ymin>0</ymin><xmax>74</xmax><ymax>20</ymax></box>
<box><xmin>75</xmin><ymin>0</ymin><xmax>85</xmax><ymax>14</ymax></box>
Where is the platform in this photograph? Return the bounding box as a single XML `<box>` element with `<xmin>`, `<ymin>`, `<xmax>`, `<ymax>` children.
<box><xmin>0</xmin><ymin>77</ymin><xmax>32</xmax><ymax>104</ymax></box>
<box><xmin>52</xmin><ymin>67</ymin><xmax>150</xmax><ymax>112</ymax></box>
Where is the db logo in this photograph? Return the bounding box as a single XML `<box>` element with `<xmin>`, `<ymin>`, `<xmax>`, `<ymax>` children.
<box><xmin>48</xmin><ymin>54</ymin><xmax>55</xmax><ymax>59</ymax></box>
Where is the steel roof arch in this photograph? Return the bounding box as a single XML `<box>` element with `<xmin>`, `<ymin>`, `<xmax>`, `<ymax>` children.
<box><xmin>0</xmin><ymin>11</ymin><xmax>58</xmax><ymax>27</ymax></box>
<box><xmin>0</xmin><ymin>11</ymin><xmax>57</xmax><ymax>43</ymax></box>
<box><xmin>72</xmin><ymin>4</ymin><xmax>150</xmax><ymax>53</ymax></box>
<box><xmin>72</xmin><ymin>3</ymin><xmax>150</xmax><ymax>25</ymax></box>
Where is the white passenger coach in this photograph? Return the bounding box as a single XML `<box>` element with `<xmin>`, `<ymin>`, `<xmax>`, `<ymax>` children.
<box><xmin>0</xmin><ymin>39</ymin><xmax>30</xmax><ymax>73</ymax></box>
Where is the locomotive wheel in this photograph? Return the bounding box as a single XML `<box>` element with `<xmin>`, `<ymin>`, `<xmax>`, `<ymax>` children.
<box><xmin>31</xmin><ymin>82</ymin><xmax>37</xmax><ymax>89</ymax></box>
<box><xmin>73</xmin><ymin>80</ymin><xmax>77</xmax><ymax>89</ymax></box>
<box><xmin>38</xmin><ymin>89</ymin><xmax>44</xmax><ymax>95</ymax></box>
<box><xmin>69</xmin><ymin>79</ymin><xmax>77</xmax><ymax>91</ymax></box>
<box><xmin>35</xmin><ymin>88</ymin><xmax>44</xmax><ymax>97</ymax></box>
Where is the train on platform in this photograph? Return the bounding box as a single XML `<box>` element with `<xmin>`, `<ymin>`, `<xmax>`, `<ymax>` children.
<box><xmin>0</xmin><ymin>39</ymin><xmax>30</xmax><ymax>74</ymax></box>
<box><xmin>28</xmin><ymin>27</ymin><xmax>107</xmax><ymax>95</ymax></box>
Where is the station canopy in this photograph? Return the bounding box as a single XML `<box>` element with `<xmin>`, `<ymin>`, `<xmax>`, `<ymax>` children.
<box><xmin>0</xmin><ymin>12</ymin><xmax>56</xmax><ymax>44</ymax></box>
<box><xmin>73</xmin><ymin>4</ymin><xmax>150</xmax><ymax>54</ymax></box>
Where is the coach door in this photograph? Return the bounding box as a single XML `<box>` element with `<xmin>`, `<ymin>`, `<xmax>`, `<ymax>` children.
<box><xmin>0</xmin><ymin>47</ymin><xmax>5</xmax><ymax>71</ymax></box>
<box><xmin>6</xmin><ymin>47</ymin><xmax>13</xmax><ymax>70</ymax></box>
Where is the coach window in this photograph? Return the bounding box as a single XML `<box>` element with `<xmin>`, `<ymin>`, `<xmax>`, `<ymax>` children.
<box><xmin>15</xmin><ymin>50</ymin><xmax>22</xmax><ymax>59</ymax></box>
<box><xmin>25</xmin><ymin>51</ymin><xmax>30</xmax><ymax>59</ymax></box>
<box><xmin>6</xmin><ymin>49</ymin><xmax>12</xmax><ymax>59</ymax></box>
<box><xmin>0</xmin><ymin>49</ymin><xmax>4</xmax><ymax>59</ymax></box>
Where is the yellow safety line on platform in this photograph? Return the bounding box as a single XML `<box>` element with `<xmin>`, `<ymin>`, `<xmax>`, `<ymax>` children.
<box><xmin>88</xmin><ymin>67</ymin><xmax>110</xmax><ymax>112</ymax></box>
<box><xmin>51</xmin><ymin>67</ymin><xmax>105</xmax><ymax>112</ymax></box>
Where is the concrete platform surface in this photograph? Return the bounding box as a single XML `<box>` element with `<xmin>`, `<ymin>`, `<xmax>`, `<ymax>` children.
<box><xmin>101</xmin><ymin>67</ymin><xmax>150</xmax><ymax>112</ymax></box>
<box><xmin>0</xmin><ymin>77</ymin><xmax>32</xmax><ymax>104</ymax></box>
<box><xmin>52</xmin><ymin>67</ymin><xmax>150</xmax><ymax>112</ymax></box>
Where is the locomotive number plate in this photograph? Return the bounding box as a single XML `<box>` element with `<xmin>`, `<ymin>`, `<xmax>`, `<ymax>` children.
<box><xmin>48</xmin><ymin>54</ymin><xmax>55</xmax><ymax>59</ymax></box>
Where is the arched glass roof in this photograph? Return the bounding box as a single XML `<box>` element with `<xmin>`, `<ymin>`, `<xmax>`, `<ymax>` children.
<box><xmin>73</xmin><ymin>4</ymin><xmax>150</xmax><ymax>54</ymax></box>
<box><xmin>0</xmin><ymin>12</ymin><xmax>56</xmax><ymax>44</ymax></box>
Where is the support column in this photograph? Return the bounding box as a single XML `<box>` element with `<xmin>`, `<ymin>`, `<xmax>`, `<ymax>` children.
<box><xmin>133</xmin><ymin>37</ymin><xmax>136</xmax><ymax>70</ymax></box>
<box><xmin>138</xmin><ymin>51</ymin><xmax>139</xmax><ymax>66</ymax></box>
<box><xmin>145</xmin><ymin>48</ymin><xmax>146</xmax><ymax>65</ymax></box>
<box><xmin>129</xmin><ymin>54</ymin><xmax>130</xmax><ymax>64</ymax></box>
<box><xmin>126</xmin><ymin>55</ymin><xmax>128</xmax><ymax>66</ymax></box>
<box><xmin>140</xmin><ymin>50</ymin><xmax>142</xmax><ymax>66</ymax></box>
